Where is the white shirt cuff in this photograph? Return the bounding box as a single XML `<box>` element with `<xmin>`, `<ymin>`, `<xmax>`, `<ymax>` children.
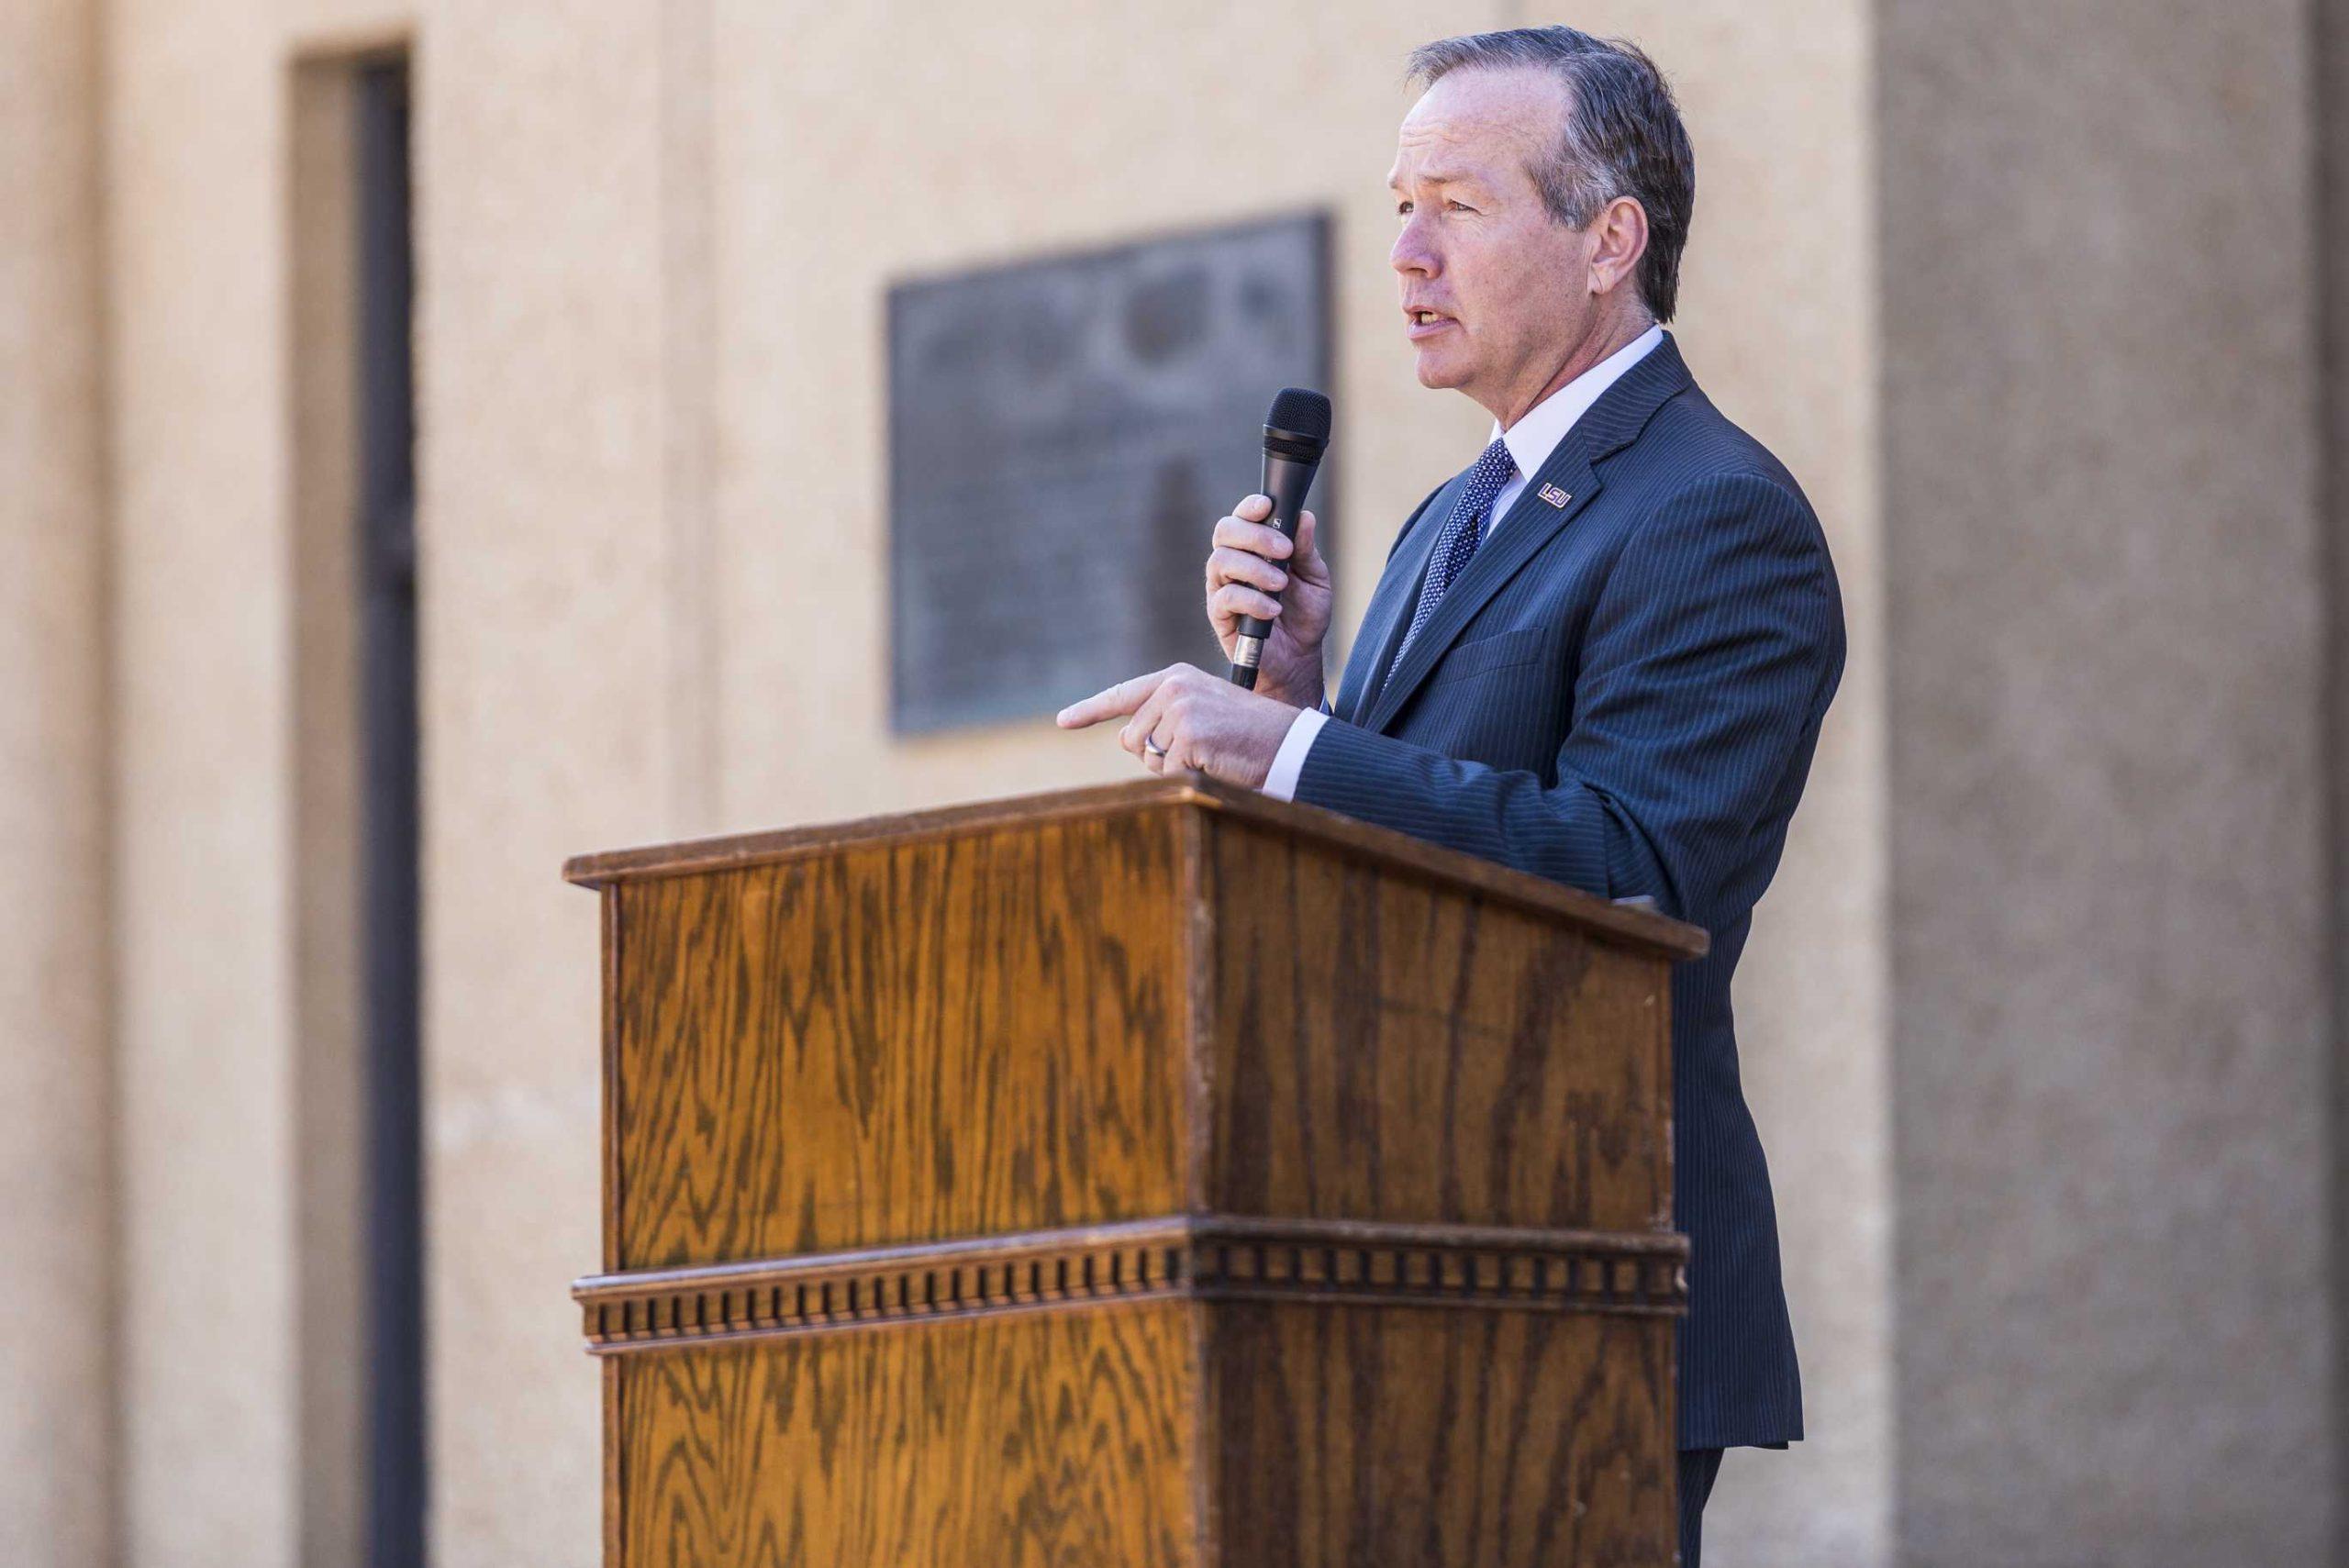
<box><xmin>1260</xmin><ymin>706</ymin><xmax>1330</xmax><ymax>802</ymax></box>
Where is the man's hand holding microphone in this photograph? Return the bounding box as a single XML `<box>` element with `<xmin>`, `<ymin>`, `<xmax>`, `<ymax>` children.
<box><xmin>1205</xmin><ymin>495</ymin><xmax>1333</xmax><ymax>710</ymax></box>
<box><xmin>1058</xmin><ymin>386</ymin><xmax>1334</xmax><ymax>785</ymax></box>
<box><xmin>1054</xmin><ymin>491</ymin><xmax>1330</xmax><ymax>785</ymax></box>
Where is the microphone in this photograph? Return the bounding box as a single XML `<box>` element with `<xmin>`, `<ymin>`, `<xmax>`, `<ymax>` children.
<box><xmin>1227</xmin><ymin>386</ymin><xmax>1331</xmax><ymax>690</ymax></box>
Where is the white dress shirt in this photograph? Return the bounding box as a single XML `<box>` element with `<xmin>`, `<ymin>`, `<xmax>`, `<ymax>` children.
<box><xmin>1260</xmin><ymin>323</ymin><xmax>1665</xmax><ymax>801</ymax></box>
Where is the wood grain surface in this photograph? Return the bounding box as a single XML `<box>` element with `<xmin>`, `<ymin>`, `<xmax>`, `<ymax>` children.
<box><xmin>1202</xmin><ymin>815</ymin><xmax>1673</xmax><ymax>1234</ymax></box>
<box><xmin>1206</xmin><ymin>1303</ymin><xmax>1676</xmax><ymax>1568</ymax></box>
<box><xmin>609</xmin><ymin>809</ymin><xmax>1189</xmax><ymax>1270</ymax></box>
<box><xmin>610</xmin><ymin>1303</ymin><xmax>1197</xmax><ymax>1567</ymax></box>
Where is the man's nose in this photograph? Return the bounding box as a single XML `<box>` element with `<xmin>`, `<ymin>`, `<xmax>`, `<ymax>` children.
<box><xmin>1391</xmin><ymin>213</ymin><xmax>1438</xmax><ymax>277</ymax></box>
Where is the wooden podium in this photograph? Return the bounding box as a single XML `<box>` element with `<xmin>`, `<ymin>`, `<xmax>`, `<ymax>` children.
<box><xmin>567</xmin><ymin>774</ymin><xmax>1706</xmax><ymax>1566</ymax></box>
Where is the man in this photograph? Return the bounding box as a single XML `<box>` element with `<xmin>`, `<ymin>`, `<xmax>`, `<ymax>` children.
<box><xmin>1059</xmin><ymin>26</ymin><xmax>1842</xmax><ymax>1563</ymax></box>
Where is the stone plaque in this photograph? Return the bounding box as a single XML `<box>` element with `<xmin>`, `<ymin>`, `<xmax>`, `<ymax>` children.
<box><xmin>887</xmin><ymin>213</ymin><xmax>1331</xmax><ymax>733</ymax></box>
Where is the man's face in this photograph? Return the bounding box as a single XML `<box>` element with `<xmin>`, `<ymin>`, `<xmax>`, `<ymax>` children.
<box><xmin>1388</xmin><ymin>67</ymin><xmax>1596</xmax><ymax>417</ymax></box>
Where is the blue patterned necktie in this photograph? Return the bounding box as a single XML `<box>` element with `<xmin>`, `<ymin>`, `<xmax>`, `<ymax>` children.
<box><xmin>1386</xmin><ymin>437</ymin><xmax>1518</xmax><ymax>678</ymax></box>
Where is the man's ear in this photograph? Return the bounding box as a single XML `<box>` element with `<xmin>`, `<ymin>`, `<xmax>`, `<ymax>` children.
<box><xmin>1588</xmin><ymin>195</ymin><xmax>1651</xmax><ymax>298</ymax></box>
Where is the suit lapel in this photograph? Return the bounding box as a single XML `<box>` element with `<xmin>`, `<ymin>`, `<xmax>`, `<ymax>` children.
<box><xmin>1334</xmin><ymin>471</ymin><xmax>1467</xmax><ymax>724</ymax></box>
<box><xmin>1358</xmin><ymin>333</ymin><xmax>1696</xmax><ymax>736</ymax></box>
<box><xmin>1358</xmin><ymin>451</ymin><xmax>1601</xmax><ymax>735</ymax></box>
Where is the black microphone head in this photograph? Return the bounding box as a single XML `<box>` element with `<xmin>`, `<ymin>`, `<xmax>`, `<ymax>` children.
<box><xmin>1264</xmin><ymin>387</ymin><xmax>1331</xmax><ymax>453</ymax></box>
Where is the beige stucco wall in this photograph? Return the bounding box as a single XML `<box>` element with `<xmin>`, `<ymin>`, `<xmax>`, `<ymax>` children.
<box><xmin>106</xmin><ymin>0</ymin><xmax>298</xmax><ymax>1556</ymax></box>
<box><xmin>88</xmin><ymin>2</ymin><xmax>1886</xmax><ymax>1563</ymax></box>
<box><xmin>416</xmin><ymin>2</ymin><xmax>672</xmax><ymax>1561</ymax></box>
<box><xmin>1881</xmin><ymin>4</ymin><xmax>2335</xmax><ymax>1562</ymax></box>
<box><xmin>0</xmin><ymin>2</ymin><xmax>115</xmax><ymax>1564</ymax></box>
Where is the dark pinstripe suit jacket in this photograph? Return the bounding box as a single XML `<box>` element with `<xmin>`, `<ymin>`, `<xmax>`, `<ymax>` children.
<box><xmin>1296</xmin><ymin>332</ymin><xmax>1843</xmax><ymax>1451</ymax></box>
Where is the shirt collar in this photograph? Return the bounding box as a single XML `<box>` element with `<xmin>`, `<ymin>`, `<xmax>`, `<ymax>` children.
<box><xmin>1491</xmin><ymin>323</ymin><xmax>1666</xmax><ymax>481</ymax></box>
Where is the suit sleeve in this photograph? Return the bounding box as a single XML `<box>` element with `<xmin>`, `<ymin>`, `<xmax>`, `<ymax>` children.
<box><xmin>1291</xmin><ymin>472</ymin><xmax>1844</xmax><ymax>928</ymax></box>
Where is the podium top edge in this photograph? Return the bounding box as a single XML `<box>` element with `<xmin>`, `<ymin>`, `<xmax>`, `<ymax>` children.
<box><xmin>562</xmin><ymin>773</ymin><xmax>1708</xmax><ymax>960</ymax></box>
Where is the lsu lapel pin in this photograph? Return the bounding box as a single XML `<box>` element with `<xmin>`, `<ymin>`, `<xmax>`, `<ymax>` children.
<box><xmin>1537</xmin><ymin>482</ymin><xmax>1572</xmax><ymax>507</ymax></box>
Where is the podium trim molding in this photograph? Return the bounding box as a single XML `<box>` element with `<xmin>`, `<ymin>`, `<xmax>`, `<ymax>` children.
<box><xmin>573</xmin><ymin>1215</ymin><xmax>1688</xmax><ymax>1355</ymax></box>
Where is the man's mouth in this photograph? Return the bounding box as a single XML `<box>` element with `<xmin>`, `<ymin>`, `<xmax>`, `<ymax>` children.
<box><xmin>1406</xmin><ymin>308</ymin><xmax>1455</xmax><ymax>339</ymax></box>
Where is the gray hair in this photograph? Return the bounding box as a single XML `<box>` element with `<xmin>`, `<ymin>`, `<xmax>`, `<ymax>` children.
<box><xmin>1407</xmin><ymin>26</ymin><xmax>1696</xmax><ymax>322</ymax></box>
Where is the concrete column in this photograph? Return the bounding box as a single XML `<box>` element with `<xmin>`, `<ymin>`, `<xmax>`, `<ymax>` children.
<box><xmin>0</xmin><ymin>2</ymin><xmax>117</xmax><ymax>1565</ymax></box>
<box><xmin>1881</xmin><ymin>4</ymin><xmax>2334</xmax><ymax>1562</ymax></box>
<box><xmin>417</xmin><ymin>0</ymin><xmax>674</xmax><ymax>1559</ymax></box>
<box><xmin>106</xmin><ymin>0</ymin><xmax>302</xmax><ymax>1557</ymax></box>
<box><xmin>2321</xmin><ymin>0</ymin><xmax>2349</xmax><ymax>1551</ymax></box>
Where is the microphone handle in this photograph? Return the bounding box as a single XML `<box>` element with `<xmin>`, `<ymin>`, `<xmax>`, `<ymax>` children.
<box><xmin>1227</xmin><ymin>447</ymin><xmax>1321</xmax><ymax>689</ymax></box>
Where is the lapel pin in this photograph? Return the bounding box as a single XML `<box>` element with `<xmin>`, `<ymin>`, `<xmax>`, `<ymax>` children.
<box><xmin>1538</xmin><ymin>483</ymin><xmax>1571</xmax><ymax>507</ymax></box>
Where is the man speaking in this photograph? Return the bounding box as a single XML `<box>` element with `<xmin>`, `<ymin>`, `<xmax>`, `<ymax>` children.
<box><xmin>1059</xmin><ymin>26</ymin><xmax>1843</xmax><ymax>1563</ymax></box>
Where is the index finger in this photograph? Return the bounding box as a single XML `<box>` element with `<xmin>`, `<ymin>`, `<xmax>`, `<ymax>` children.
<box><xmin>1211</xmin><ymin>515</ymin><xmax>1294</xmax><ymax>559</ymax></box>
<box><xmin>1055</xmin><ymin>671</ymin><xmax>1163</xmax><ymax>729</ymax></box>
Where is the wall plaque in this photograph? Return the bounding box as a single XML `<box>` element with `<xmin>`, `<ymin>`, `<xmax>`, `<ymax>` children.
<box><xmin>887</xmin><ymin>213</ymin><xmax>1331</xmax><ymax>733</ymax></box>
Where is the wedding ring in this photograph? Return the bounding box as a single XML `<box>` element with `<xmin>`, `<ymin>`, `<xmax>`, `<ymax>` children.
<box><xmin>1143</xmin><ymin>735</ymin><xmax>1168</xmax><ymax>757</ymax></box>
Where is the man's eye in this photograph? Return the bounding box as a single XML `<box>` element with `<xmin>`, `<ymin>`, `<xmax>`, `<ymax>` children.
<box><xmin>1447</xmin><ymin>199</ymin><xmax>1475</xmax><ymax>213</ymax></box>
<box><xmin>1397</xmin><ymin>200</ymin><xmax>1414</xmax><ymax>217</ymax></box>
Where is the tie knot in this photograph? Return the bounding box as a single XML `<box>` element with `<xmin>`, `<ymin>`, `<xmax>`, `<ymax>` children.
<box><xmin>1455</xmin><ymin>438</ymin><xmax>1517</xmax><ymax>519</ymax></box>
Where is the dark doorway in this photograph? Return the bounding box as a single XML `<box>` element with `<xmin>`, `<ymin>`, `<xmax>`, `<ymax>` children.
<box><xmin>355</xmin><ymin>56</ymin><xmax>425</xmax><ymax>1568</ymax></box>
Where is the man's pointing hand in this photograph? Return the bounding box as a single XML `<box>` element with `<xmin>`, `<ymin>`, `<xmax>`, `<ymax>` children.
<box><xmin>1056</xmin><ymin>664</ymin><xmax>1300</xmax><ymax>789</ymax></box>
